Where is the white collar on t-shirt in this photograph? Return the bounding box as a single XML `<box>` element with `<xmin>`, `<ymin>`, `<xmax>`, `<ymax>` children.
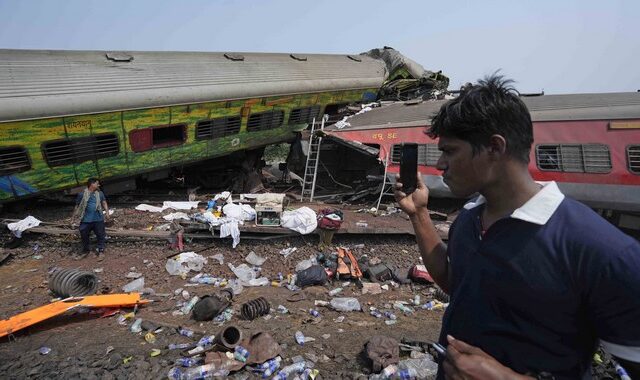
<box><xmin>463</xmin><ymin>181</ymin><xmax>565</xmax><ymax>226</ymax></box>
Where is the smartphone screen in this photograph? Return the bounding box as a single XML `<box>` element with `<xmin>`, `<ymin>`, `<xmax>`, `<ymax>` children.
<box><xmin>400</xmin><ymin>143</ymin><xmax>418</xmax><ymax>194</ymax></box>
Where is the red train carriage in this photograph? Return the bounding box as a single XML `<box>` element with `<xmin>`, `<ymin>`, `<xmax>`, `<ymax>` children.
<box><xmin>326</xmin><ymin>92</ymin><xmax>640</xmax><ymax>220</ymax></box>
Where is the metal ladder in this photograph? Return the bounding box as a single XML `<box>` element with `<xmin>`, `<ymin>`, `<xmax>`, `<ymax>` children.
<box><xmin>301</xmin><ymin>116</ymin><xmax>325</xmax><ymax>201</ymax></box>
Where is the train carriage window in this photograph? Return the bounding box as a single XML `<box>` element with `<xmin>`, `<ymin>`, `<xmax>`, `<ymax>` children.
<box><xmin>536</xmin><ymin>144</ymin><xmax>611</xmax><ymax>173</ymax></box>
<box><xmin>536</xmin><ymin>145</ymin><xmax>561</xmax><ymax>171</ymax></box>
<box><xmin>390</xmin><ymin>144</ymin><xmax>440</xmax><ymax>166</ymax></box>
<box><xmin>247</xmin><ymin>110</ymin><xmax>284</xmax><ymax>132</ymax></box>
<box><xmin>288</xmin><ymin>106</ymin><xmax>321</xmax><ymax>125</ymax></box>
<box><xmin>420</xmin><ymin>144</ymin><xmax>441</xmax><ymax>166</ymax></box>
<box><xmin>129</xmin><ymin>124</ymin><xmax>186</xmax><ymax>152</ymax></box>
<box><xmin>43</xmin><ymin>134</ymin><xmax>119</xmax><ymax>167</ymax></box>
<box><xmin>196</xmin><ymin>116</ymin><xmax>241</xmax><ymax>140</ymax></box>
<box><xmin>0</xmin><ymin>146</ymin><xmax>31</xmax><ymax>176</ymax></box>
<box><xmin>627</xmin><ymin>145</ymin><xmax>640</xmax><ymax>174</ymax></box>
<box><xmin>582</xmin><ymin>144</ymin><xmax>612</xmax><ymax>173</ymax></box>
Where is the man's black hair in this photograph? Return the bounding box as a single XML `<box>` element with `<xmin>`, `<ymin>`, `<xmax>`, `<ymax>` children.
<box><xmin>86</xmin><ymin>178</ymin><xmax>99</xmax><ymax>187</ymax></box>
<box><xmin>429</xmin><ymin>73</ymin><xmax>533</xmax><ymax>163</ymax></box>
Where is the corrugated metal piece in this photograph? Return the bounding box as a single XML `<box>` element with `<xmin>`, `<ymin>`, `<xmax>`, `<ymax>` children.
<box><xmin>332</xmin><ymin>92</ymin><xmax>640</xmax><ymax>131</ymax></box>
<box><xmin>0</xmin><ymin>49</ymin><xmax>386</xmax><ymax>122</ymax></box>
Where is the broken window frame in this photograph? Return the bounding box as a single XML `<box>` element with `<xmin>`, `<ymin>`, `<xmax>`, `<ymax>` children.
<box><xmin>288</xmin><ymin>105</ymin><xmax>321</xmax><ymax>125</ymax></box>
<box><xmin>0</xmin><ymin>146</ymin><xmax>31</xmax><ymax>176</ymax></box>
<box><xmin>246</xmin><ymin>110</ymin><xmax>285</xmax><ymax>132</ymax></box>
<box><xmin>535</xmin><ymin>144</ymin><xmax>612</xmax><ymax>173</ymax></box>
<box><xmin>42</xmin><ymin>133</ymin><xmax>120</xmax><ymax>167</ymax></box>
<box><xmin>195</xmin><ymin>116</ymin><xmax>242</xmax><ymax>140</ymax></box>
<box><xmin>129</xmin><ymin>124</ymin><xmax>186</xmax><ymax>153</ymax></box>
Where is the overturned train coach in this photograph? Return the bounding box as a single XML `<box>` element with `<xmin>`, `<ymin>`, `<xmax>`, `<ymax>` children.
<box><xmin>325</xmin><ymin>92</ymin><xmax>640</xmax><ymax>227</ymax></box>
<box><xmin>0</xmin><ymin>47</ymin><xmax>448</xmax><ymax>202</ymax></box>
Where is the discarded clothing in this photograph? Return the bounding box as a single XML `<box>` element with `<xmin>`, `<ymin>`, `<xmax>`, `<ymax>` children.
<box><xmin>219</xmin><ymin>220</ymin><xmax>240</xmax><ymax>248</ymax></box>
<box><xmin>135</xmin><ymin>204</ymin><xmax>164</xmax><ymax>213</ymax></box>
<box><xmin>200</xmin><ymin>213</ymin><xmax>243</xmax><ymax>248</ymax></box>
<box><xmin>162</xmin><ymin>201</ymin><xmax>199</xmax><ymax>211</ymax></box>
<box><xmin>7</xmin><ymin>216</ymin><xmax>41</xmax><ymax>238</ymax></box>
<box><xmin>280</xmin><ymin>207</ymin><xmax>317</xmax><ymax>234</ymax></box>
<box><xmin>163</xmin><ymin>212</ymin><xmax>190</xmax><ymax>221</ymax></box>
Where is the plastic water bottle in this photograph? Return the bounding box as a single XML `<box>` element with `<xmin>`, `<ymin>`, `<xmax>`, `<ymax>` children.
<box><xmin>369</xmin><ymin>307</ymin><xmax>383</xmax><ymax>318</ymax></box>
<box><xmin>295</xmin><ymin>331</ymin><xmax>305</xmax><ymax>346</ymax></box>
<box><xmin>251</xmin><ymin>356</ymin><xmax>281</xmax><ymax>378</ymax></box>
<box><xmin>167</xmin><ymin>343</ymin><xmax>192</xmax><ymax>350</ymax></box>
<box><xmin>167</xmin><ymin>367</ymin><xmax>183</xmax><ymax>380</ymax></box>
<box><xmin>614</xmin><ymin>362</ymin><xmax>631</xmax><ymax>380</ymax></box>
<box><xmin>422</xmin><ymin>301</ymin><xmax>435</xmax><ymax>310</ymax></box>
<box><xmin>181</xmin><ymin>296</ymin><xmax>199</xmax><ymax>314</ymax></box>
<box><xmin>175</xmin><ymin>357</ymin><xmax>202</xmax><ymax>367</ymax></box>
<box><xmin>197</xmin><ymin>335</ymin><xmax>215</xmax><ymax>347</ymax></box>
<box><xmin>274</xmin><ymin>362</ymin><xmax>306</xmax><ymax>380</ymax></box>
<box><xmin>309</xmin><ymin>309</ymin><xmax>320</xmax><ymax>317</ymax></box>
<box><xmin>393</xmin><ymin>301</ymin><xmax>414</xmax><ymax>314</ymax></box>
<box><xmin>234</xmin><ymin>346</ymin><xmax>250</xmax><ymax>363</ymax></box>
<box><xmin>328</xmin><ymin>287</ymin><xmax>343</xmax><ymax>296</ymax></box>
<box><xmin>395</xmin><ymin>368</ymin><xmax>418</xmax><ymax>380</ymax></box>
<box><xmin>413</xmin><ymin>295</ymin><xmax>421</xmax><ymax>306</ymax></box>
<box><xmin>177</xmin><ymin>327</ymin><xmax>194</xmax><ymax>337</ymax></box>
<box><xmin>384</xmin><ymin>311</ymin><xmax>397</xmax><ymax>320</ymax></box>
<box><xmin>178</xmin><ymin>363</ymin><xmax>230</xmax><ymax>380</ymax></box>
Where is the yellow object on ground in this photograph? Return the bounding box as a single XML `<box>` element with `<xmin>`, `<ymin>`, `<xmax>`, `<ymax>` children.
<box><xmin>0</xmin><ymin>293</ymin><xmax>148</xmax><ymax>338</ymax></box>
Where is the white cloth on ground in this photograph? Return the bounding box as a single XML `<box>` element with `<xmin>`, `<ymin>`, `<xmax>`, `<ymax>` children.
<box><xmin>162</xmin><ymin>201</ymin><xmax>199</xmax><ymax>211</ymax></box>
<box><xmin>280</xmin><ymin>207</ymin><xmax>317</xmax><ymax>234</ymax></box>
<box><xmin>7</xmin><ymin>216</ymin><xmax>42</xmax><ymax>238</ymax></box>
<box><xmin>219</xmin><ymin>220</ymin><xmax>241</xmax><ymax>248</ymax></box>
<box><xmin>135</xmin><ymin>204</ymin><xmax>164</xmax><ymax>213</ymax></box>
<box><xmin>163</xmin><ymin>212</ymin><xmax>190</xmax><ymax>221</ymax></box>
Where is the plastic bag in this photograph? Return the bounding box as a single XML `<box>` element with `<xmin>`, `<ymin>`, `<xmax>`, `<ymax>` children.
<box><xmin>122</xmin><ymin>277</ymin><xmax>145</xmax><ymax>292</ymax></box>
<box><xmin>166</xmin><ymin>252</ymin><xmax>208</xmax><ymax>276</ymax></box>
<box><xmin>295</xmin><ymin>265</ymin><xmax>327</xmax><ymax>288</ymax></box>
<box><xmin>330</xmin><ymin>297</ymin><xmax>361</xmax><ymax>312</ymax></box>
<box><xmin>280</xmin><ymin>207</ymin><xmax>317</xmax><ymax>234</ymax></box>
<box><xmin>222</xmin><ymin>203</ymin><xmax>243</xmax><ymax>220</ymax></box>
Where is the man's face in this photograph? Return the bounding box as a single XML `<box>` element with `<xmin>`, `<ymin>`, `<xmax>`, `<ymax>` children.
<box><xmin>436</xmin><ymin>136</ymin><xmax>492</xmax><ymax>198</ymax></box>
<box><xmin>89</xmin><ymin>181</ymin><xmax>100</xmax><ymax>191</ymax></box>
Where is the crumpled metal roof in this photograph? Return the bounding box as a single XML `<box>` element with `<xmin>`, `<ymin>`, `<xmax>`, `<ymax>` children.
<box><xmin>329</xmin><ymin>92</ymin><xmax>640</xmax><ymax>131</ymax></box>
<box><xmin>0</xmin><ymin>49</ymin><xmax>388</xmax><ymax>122</ymax></box>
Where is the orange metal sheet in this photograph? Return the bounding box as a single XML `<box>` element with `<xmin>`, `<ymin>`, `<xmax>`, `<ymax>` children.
<box><xmin>0</xmin><ymin>293</ymin><xmax>148</xmax><ymax>338</ymax></box>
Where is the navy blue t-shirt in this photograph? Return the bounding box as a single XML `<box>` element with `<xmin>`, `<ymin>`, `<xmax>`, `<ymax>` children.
<box><xmin>438</xmin><ymin>192</ymin><xmax>640</xmax><ymax>379</ymax></box>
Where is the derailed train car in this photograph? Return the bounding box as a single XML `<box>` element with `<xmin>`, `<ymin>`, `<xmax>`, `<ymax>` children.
<box><xmin>324</xmin><ymin>92</ymin><xmax>640</xmax><ymax>226</ymax></box>
<box><xmin>0</xmin><ymin>47</ymin><xmax>448</xmax><ymax>202</ymax></box>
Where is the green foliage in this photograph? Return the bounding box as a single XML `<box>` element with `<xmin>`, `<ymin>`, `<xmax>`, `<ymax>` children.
<box><xmin>263</xmin><ymin>143</ymin><xmax>290</xmax><ymax>164</ymax></box>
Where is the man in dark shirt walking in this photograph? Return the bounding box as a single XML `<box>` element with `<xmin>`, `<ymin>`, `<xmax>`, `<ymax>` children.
<box><xmin>72</xmin><ymin>178</ymin><xmax>109</xmax><ymax>260</ymax></box>
<box><xmin>395</xmin><ymin>75</ymin><xmax>640</xmax><ymax>379</ymax></box>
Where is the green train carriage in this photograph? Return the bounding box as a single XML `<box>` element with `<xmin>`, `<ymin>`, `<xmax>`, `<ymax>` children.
<box><xmin>0</xmin><ymin>48</ymin><xmax>447</xmax><ymax>202</ymax></box>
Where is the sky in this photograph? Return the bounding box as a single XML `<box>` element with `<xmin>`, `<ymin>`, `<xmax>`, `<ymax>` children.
<box><xmin>0</xmin><ymin>0</ymin><xmax>638</xmax><ymax>94</ymax></box>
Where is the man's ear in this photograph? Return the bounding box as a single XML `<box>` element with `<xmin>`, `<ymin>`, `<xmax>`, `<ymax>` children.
<box><xmin>487</xmin><ymin>134</ymin><xmax>507</xmax><ymax>160</ymax></box>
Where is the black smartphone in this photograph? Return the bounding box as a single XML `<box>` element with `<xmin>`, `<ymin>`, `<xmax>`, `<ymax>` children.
<box><xmin>400</xmin><ymin>143</ymin><xmax>418</xmax><ymax>194</ymax></box>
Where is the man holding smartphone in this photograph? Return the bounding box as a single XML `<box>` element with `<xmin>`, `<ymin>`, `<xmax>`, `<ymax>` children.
<box><xmin>394</xmin><ymin>75</ymin><xmax>640</xmax><ymax>379</ymax></box>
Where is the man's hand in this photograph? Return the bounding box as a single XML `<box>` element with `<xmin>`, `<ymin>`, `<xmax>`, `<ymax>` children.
<box><xmin>394</xmin><ymin>171</ymin><xmax>429</xmax><ymax>217</ymax></box>
<box><xmin>443</xmin><ymin>335</ymin><xmax>532</xmax><ymax>380</ymax></box>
